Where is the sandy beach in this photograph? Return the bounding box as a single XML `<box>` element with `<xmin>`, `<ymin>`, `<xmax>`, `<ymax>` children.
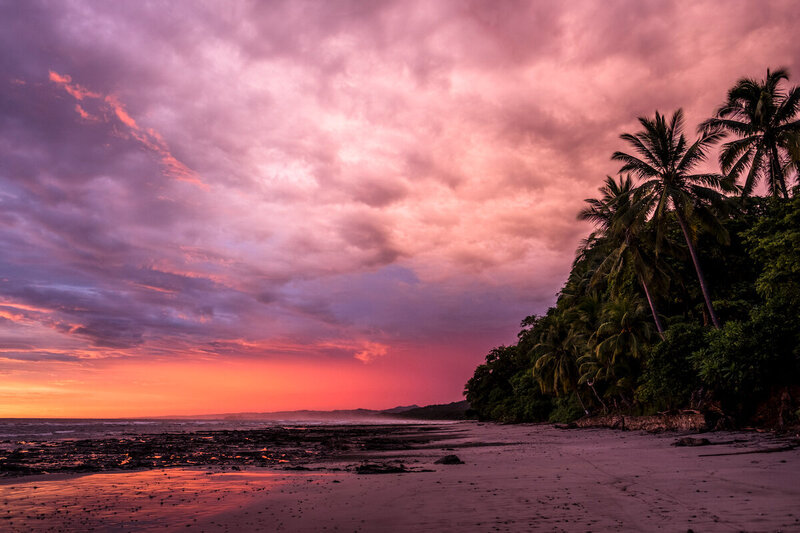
<box><xmin>2</xmin><ymin>422</ymin><xmax>799</xmax><ymax>532</ymax></box>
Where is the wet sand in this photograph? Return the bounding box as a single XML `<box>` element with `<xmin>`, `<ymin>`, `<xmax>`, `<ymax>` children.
<box><xmin>2</xmin><ymin>422</ymin><xmax>799</xmax><ymax>532</ymax></box>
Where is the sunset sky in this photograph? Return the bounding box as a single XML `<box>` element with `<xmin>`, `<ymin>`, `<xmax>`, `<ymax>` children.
<box><xmin>2</xmin><ymin>1</ymin><xmax>799</xmax><ymax>417</ymax></box>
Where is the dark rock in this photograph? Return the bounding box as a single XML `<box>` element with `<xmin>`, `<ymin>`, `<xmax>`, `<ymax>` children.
<box><xmin>355</xmin><ymin>462</ymin><xmax>408</xmax><ymax>474</ymax></box>
<box><xmin>713</xmin><ymin>416</ymin><xmax>735</xmax><ymax>431</ymax></box>
<box><xmin>434</xmin><ymin>454</ymin><xmax>464</xmax><ymax>465</ymax></box>
<box><xmin>672</xmin><ymin>437</ymin><xmax>711</xmax><ymax>447</ymax></box>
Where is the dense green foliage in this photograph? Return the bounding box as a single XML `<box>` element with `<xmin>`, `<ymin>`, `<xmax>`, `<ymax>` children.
<box><xmin>465</xmin><ymin>69</ymin><xmax>800</xmax><ymax>427</ymax></box>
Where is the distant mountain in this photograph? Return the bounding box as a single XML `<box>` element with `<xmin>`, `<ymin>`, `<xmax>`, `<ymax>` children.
<box><xmin>380</xmin><ymin>404</ymin><xmax>420</xmax><ymax>414</ymax></box>
<box><xmin>383</xmin><ymin>400</ymin><xmax>472</xmax><ymax>420</ymax></box>
<box><xmin>155</xmin><ymin>401</ymin><xmax>470</xmax><ymax>421</ymax></box>
<box><xmin>158</xmin><ymin>408</ymin><xmax>383</xmax><ymax>421</ymax></box>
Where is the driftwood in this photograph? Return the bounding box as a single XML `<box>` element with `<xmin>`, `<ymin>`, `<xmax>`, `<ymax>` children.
<box><xmin>699</xmin><ymin>443</ymin><xmax>798</xmax><ymax>457</ymax></box>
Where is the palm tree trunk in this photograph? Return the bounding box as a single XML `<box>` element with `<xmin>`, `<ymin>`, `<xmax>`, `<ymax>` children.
<box><xmin>674</xmin><ymin>211</ymin><xmax>721</xmax><ymax>329</ymax></box>
<box><xmin>588</xmin><ymin>381</ymin><xmax>608</xmax><ymax>413</ymax></box>
<box><xmin>640</xmin><ymin>276</ymin><xmax>665</xmax><ymax>338</ymax></box>
<box><xmin>770</xmin><ymin>144</ymin><xmax>789</xmax><ymax>198</ymax></box>
<box><xmin>575</xmin><ymin>388</ymin><xmax>590</xmax><ymax>416</ymax></box>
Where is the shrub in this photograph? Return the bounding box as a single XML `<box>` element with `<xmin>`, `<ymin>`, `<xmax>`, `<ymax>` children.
<box><xmin>636</xmin><ymin>323</ymin><xmax>705</xmax><ymax>411</ymax></box>
<box><xmin>547</xmin><ymin>394</ymin><xmax>585</xmax><ymax>423</ymax></box>
<box><xmin>691</xmin><ymin>303</ymin><xmax>800</xmax><ymax>416</ymax></box>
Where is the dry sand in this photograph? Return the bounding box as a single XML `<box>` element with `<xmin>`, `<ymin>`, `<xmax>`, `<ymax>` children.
<box><xmin>1</xmin><ymin>422</ymin><xmax>798</xmax><ymax>532</ymax></box>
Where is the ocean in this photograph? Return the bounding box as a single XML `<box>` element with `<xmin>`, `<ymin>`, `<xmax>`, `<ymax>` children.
<box><xmin>0</xmin><ymin>416</ymin><xmax>428</xmax><ymax>443</ymax></box>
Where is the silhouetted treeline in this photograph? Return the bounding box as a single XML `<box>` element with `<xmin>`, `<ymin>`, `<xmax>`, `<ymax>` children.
<box><xmin>465</xmin><ymin>69</ymin><xmax>800</xmax><ymax>427</ymax></box>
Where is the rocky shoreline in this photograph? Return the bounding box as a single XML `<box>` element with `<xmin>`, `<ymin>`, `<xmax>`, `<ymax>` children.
<box><xmin>2</xmin><ymin>422</ymin><xmax>799</xmax><ymax>532</ymax></box>
<box><xmin>0</xmin><ymin>424</ymin><xmax>467</xmax><ymax>478</ymax></box>
<box><xmin>558</xmin><ymin>412</ymin><xmax>709</xmax><ymax>432</ymax></box>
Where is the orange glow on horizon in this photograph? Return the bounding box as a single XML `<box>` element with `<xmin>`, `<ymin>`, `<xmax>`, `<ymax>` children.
<box><xmin>0</xmin><ymin>353</ymin><xmax>443</xmax><ymax>419</ymax></box>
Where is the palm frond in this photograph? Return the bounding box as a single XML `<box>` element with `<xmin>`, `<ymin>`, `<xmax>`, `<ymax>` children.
<box><xmin>774</xmin><ymin>85</ymin><xmax>800</xmax><ymax>124</ymax></box>
<box><xmin>742</xmin><ymin>144</ymin><xmax>765</xmax><ymax>196</ymax></box>
<box><xmin>611</xmin><ymin>151</ymin><xmax>660</xmax><ymax>179</ymax></box>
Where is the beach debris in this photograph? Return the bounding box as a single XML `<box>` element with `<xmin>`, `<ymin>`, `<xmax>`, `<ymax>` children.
<box><xmin>355</xmin><ymin>461</ymin><xmax>408</xmax><ymax>474</ymax></box>
<box><xmin>672</xmin><ymin>437</ymin><xmax>711</xmax><ymax>447</ymax></box>
<box><xmin>713</xmin><ymin>416</ymin><xmax>736</xmax><ymax>431</ymax></box>
<box><xmin>699</xmin><ymin>443</ymin><xmax>799</xmax><ymax>457</ymax></box>
<box><xmin>434</xmin><ymin>454</ymin><xmax>464</xmax><ymax>465</ymax></box>
<box><xmin>553</xmin><ymin>423</ymin><xmax>578</xmax><ymax>430</ymax></box>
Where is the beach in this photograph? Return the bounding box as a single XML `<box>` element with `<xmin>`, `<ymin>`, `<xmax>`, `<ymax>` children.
<box><xmin>1</xmin><ymin>421</ymin><xmax>799</xmax><ymax>532</ymax></box>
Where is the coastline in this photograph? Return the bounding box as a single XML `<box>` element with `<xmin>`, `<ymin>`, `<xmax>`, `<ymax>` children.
<box><xmin>2</xmin><ymin>421</ymin><xmax>799</xmax><ymax>531</ymax></box>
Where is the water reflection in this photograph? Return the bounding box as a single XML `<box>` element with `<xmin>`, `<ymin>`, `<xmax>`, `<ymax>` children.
<box><xmin>0</xmin><ymin>468</ymin><xmax>329</xmax><ymax>531</ymax></box>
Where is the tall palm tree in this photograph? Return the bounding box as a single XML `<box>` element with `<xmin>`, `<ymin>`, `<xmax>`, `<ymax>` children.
<box><xmin>700</xmin><ymin>68</ymin><xmax>800</xmax><ymax>198</ymax></box>
<box><xmin>612</xmin><ymin>109</ymin><xmax>730</xmax><ymax>328</ymax></box>
<box><xmin>578</xmin><ymin>175</ymin><xmax>666</xmax><ymax>336</ymax></box>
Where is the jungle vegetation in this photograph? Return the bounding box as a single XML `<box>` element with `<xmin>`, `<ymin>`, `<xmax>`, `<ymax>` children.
<box><xmin>464</xmin><ymin>68</ymin><xmax>800</xmax><ymax>428</ymax></box>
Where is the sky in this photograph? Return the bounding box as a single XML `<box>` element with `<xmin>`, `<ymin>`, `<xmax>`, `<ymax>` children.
<box><xmin>1</xmin><ymin>0</ymin><xmax>799</xmax><ymax>417</ymax></box>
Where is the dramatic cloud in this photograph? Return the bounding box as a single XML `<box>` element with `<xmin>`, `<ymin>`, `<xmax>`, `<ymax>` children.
<box><xmin>1</xmin><ymin>0</ymin><xmax>799</xmax><ymax>415</ymax></box>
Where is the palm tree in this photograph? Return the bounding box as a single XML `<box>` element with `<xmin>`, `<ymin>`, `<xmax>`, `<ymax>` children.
<box><xmin>700</xmin><ymin>68</ymin><xmax>800</xmax><ymax>198</ymax></box>
<box><xmin>532</xmin><ymin>312</ymin><xmax>589</xmax><ymax>415</ymax></box>
<box><xmin>572</xmin><ymin>291</ymin><xmax>609</xmax><ymax>412</ymax></box>
<box><xmin>612</xmin><ymin>109</ymin><xmax>730</xmax><ymax>328</ymax></box>
<box><xmin>578</xmin><ymin>175</ymin><xmax>666</xmax><ymax>336</ymax></box>
<box><xmin>579</xmin><ymin>296</ymin><xmax>654</xmax><ymax>411</ymax></box>
<box><xmin>591</xmin><ymin>295</ymin><xmax>654</xmax><ymax>365</ymax></box>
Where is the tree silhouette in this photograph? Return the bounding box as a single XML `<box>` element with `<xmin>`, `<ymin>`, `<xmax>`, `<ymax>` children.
<box><xmin>613</xmin><ymin>109</ymin><xmax>730</xmax><ymax>328</ymax></box>
<box><xmin>701</xmin><ymin>68</ymin><xmax>800</xmax><ymax>198</ymax></box>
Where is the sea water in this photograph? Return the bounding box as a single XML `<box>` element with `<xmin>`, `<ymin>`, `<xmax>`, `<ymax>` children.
<box><xmin>0</xmin><ymin>416</ymin><xmax>427</xmax><ymax>443</ymax></box>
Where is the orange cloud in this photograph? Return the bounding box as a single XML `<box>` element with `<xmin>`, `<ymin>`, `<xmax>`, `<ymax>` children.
<box><xmin>197</xmin><ymin>338</ymin><xmax>391</xmax><ymax>362</ymax></box>
<box><xmin>104</xmin><ymin>94</ymin><xmax>138</xmax><ymax>129</ymax></box>
<box><xmin>0</xmin><ymin>300</ymin><xmax>55</xmax><ymax>324</ymax></box>
<box><xmin>49</xmin><ymin>70</ymin><xmax>206</xmax><ymax>189</ymax></box>
<box><xmin>48</xmin><ymin>70</ymin><xmax>100</xmax><ymax>100</ymax></box>
<box><xmin>74</xmin><ymin>104</ymin><xmax>96</xmax><ymax>120</ymax></box>
<box><xmin>0</xmin><ymin>300</ymin><xmax>53</xmax><ymax>314</ymax></box>
<box><xmin>354</xmin><ymin>341</ymin><xmax>389</xmax><ymax>363</ymax></box>
<box><xmin>0</xmin><ymin>308</ymin><xmax>26</xmax><ymax>323</ymax></box>
<box><xmin>132</xmin><ymin>283</ymin><xmax>177</xmax><ymax>294</ymax></box>
<box><xmin>48</xmin><ymin>70</ymin><xmax>71</xmax><ymax>84</ymax></box>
